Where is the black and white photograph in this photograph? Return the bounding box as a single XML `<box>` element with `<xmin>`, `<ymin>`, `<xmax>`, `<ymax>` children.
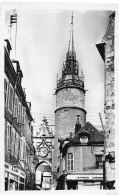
<box><xmin>1</xmin><ymin>2</ymin><xmax>117</xmax><ymax>192</ymax></box>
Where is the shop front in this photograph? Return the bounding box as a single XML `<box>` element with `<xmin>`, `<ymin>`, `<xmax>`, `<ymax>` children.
<box><xmin>65</xmin><ymin>173</ymin><xmax>103</xmax><ymax>190</ymax></box>
<box><xmin>5</xmin><ymin>162</ymin><xmax>26</xmax><ymax>190</ymax></box>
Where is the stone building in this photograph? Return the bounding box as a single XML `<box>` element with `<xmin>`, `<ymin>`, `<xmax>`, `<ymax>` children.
<box><xmin>4</xmin><ymin>38</ymin><xmax>35</xmax><ymax>190</ymax></box>
<box><xmin>56</xmin><ymin>118</ymin><xmax>104</xmax><ymax>190</ymax></box>
<box><xmin>96</xmin><ymin>12</ymin><xmax>115</xmax><ymax>189</ymax></box>
<box><xmin>53</xmin><ymin>14</ymin><xmax>86</xmax><ymax>179</ymax></box>
<box><xmin>33</xmin><ymin>117</ymin><xmax>54</xmax><ymax>190</ymax></box>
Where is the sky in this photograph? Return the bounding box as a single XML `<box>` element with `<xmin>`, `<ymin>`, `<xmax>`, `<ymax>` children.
<box><xmin>4</xmin><ymin>7</ymin><xmax>112</xmax><ymax>129</ymax></box>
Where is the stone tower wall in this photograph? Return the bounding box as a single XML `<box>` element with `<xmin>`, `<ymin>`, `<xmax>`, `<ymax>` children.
<box><xmin>56</xmin><ymin>87</ymin><xmax>85</xmax><ymax>109</ymax></box>
<box><xmin>55</xmin><ymin>107</ymin><xmax>86</xmax><ymax>139</ymax></box>
<box><xmin>53</xmin><ymin>87</ymin><xmax>86</xmax><ymax>173</ymax></box>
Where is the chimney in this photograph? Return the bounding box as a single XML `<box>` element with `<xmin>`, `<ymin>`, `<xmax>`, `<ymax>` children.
<box><xmin>27</xmin><ymin>102</ymin><xmax>31</xmax><ymax>111</ymax></box>
<box><xmin>75</xmin><ymin>115</ymin><xmax>81</xmax><ymax>134</ymax></box>
<box><xmin>23</xmin><ymin>88</ymin><xmax>26</xmax><ymax>99</ymax></box>
<box><xmin>70</xmin><ymin>132</ymin><xmax>72</xmax><ymax>138</ymax></box>
<box><xmin>12</xmin><ymin>60</ymin><xmax>18</xmax><ymax>73</ymax></box>
<box><xmin>4</xmin><ymin>39</ymin><xmax>12</xmax><ymax>56</ymax></box>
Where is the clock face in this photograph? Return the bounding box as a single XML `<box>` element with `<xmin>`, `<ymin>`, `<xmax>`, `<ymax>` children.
<box><xmin>38</xmin><ymin>147</ymin><xmax>48</xmax><ymax>157</ymax></box>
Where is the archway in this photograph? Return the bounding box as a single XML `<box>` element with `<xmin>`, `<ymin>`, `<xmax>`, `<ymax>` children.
<box><xmin>35</xmin><ymin>160</ymin><xmax>52</xmax><ymax>190</ymax></box>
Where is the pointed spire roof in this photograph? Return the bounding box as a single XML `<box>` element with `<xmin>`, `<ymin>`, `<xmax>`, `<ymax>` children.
<box><xmin>56</xmin><ymin>12</ymin><xmax>85</xmax><ymax>92</ymax></box>
<box><xmin>67</xmin><ymin>12</ymin><xmax>76</xmax><ymax>58</ymax></box>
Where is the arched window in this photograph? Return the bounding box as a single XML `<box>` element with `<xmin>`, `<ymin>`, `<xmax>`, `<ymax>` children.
<box><xmin>67</xmin><ymin>153</ymin><xmax>74</xmax><ymax>171</ymax></box>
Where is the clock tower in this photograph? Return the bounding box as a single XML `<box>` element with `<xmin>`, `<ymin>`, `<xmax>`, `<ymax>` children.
<box><xmin>34</xmin><ymin>117</ymin><xmax>54</xmax><ymax>163</ymax></box>
<box><xmin>53</xmin><ymin>13</ymin><xmax>86</xmax><ymax>175</ymax></box>
<box><xmin>33</xmin><ymin>117</ymin><xmax>54</xmax><ymax>189</ymax></box>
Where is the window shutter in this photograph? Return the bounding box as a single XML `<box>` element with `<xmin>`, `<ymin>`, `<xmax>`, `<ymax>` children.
<box><xmin>18</xmin><ymin>102</ymin><xmax>21</xmax><ymax>123</ymax></box>
<box><xmin>15</xmin><ymin>132</ymin><xmax>19</xmax><ymax>159</ymax></box>
<box><xmin>14</xmin><ymin>95</ymin><xmax>18</xmax><ymax>118</ymax></box>
<box><xmin>22</xmin><ymin>107</ymin><xmax>26</xmax><ymax>124</ymax></box>
<box><xmin>4</xmin><ymin>78</ymin><xmax>9</xmax><ymax>107</ymax></box>
<box><xmin>23</xmin><ymin>141</ymin><xmax>26</xmax><ymax>161</ymax></box>
<box><xmin>8</xmin><ymin>84</ymin><xmax>14</xmax><ymax>113</ymax></box>
<box><xmin>11</xmin><ymin>128</ymin><xmax>15</xmax><ymax>156</ymax></box>
<box><xmin>6</xmin><ymin>122</ymin><xmax>11</xmax><ymax>150</ymax></box>
<box><xmin>62</xmin><ymin>158</ymin><xmax>65</xmax><ymax>171</ymax></box>
<box><xmin>20</xmin><ymin>104</ymin><xmax>22</xmax><ymax>123</ymax></box>
<box><xmin>19</xmin><ymin>138</ymin><xmax>22</xmax><ymax>159</ymax></box>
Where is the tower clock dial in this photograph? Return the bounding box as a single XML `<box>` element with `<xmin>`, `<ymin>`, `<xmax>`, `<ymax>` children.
<box><xmin>38</xmin><ymin>147</ymin><xmax>48</xmax><ymax>157</ymax></box>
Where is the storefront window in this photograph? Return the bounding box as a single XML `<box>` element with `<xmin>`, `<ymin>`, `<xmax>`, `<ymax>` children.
<box><xmin>67</xmin><ymin>180</ymin><xmax>78</xmax><ymax>190</ymax></box>
<box><xmin>19</xmin><ymin>177</ymin><xmax>25</xmax><ymax>190</ymax></box>
<box><xmin>5</xmin><ymin>178</ymin><xmax>8</xmax><ymax>190</ymax></box>
<box><xmin>19</xmin><ymin>183</ymin><xmax>24</xmax><ymax>190</ymax></box>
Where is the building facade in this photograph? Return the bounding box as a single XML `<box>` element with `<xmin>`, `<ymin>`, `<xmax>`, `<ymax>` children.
<box><xmin>33</xmin><ymin>117</ymin><xmax>54</xmax><ymax>190</ymax></box>
<box><xmin>4</xmin><ymin>39</ymin><xmax>35</xmax><ymax>190</ymax></box>
<box><xmin>96</xmin><ymin>12</ymin><xmax>115</xmax><ymax>189</ymax></box>
<box><xmin>53</xmin><ymin>14</ymin><xmax>86</xmax><ymax>178</ymax></box>
<box><xmin>56</xmin><ymin>120</ymin><xmax>104</xmax><ymax>190</ymax></box>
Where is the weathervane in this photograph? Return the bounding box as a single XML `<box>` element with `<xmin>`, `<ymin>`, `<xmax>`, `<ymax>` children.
<box><xmin>71</xmin><ymin>12</ymin><xmax>74</xmax><ymax>26</ymax></box>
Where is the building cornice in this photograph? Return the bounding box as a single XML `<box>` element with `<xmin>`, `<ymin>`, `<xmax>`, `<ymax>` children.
<box><xmin>55</xmin><ymin>106</ymin><xmax>87</xmax><ymax>114</ymax></box>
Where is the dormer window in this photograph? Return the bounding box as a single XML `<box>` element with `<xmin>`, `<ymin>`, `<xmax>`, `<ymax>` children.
<box><xmin>79</xmin><ymin>129</ymin><xmax>89</xmax><ymax>144</ymax></box>
<box><xmin>80</xmin><ymin>135</ymin><xmax>88</xmax><ymax>144</ymax></box>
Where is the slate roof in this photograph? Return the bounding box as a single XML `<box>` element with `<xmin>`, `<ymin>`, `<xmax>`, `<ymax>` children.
<box><xmin>71</xmin><ymin>122</ymin><xmax>104</xmax><ymax>144</ymax></box>
<box><xmin>61</xmin><ymin>122</ymin><xmax>104</xmax><ymax>157</ymax></box>
<box><xmin>79</xmin><ymin>129</ymin><xmax>89</xmax><ymax>135</ymax></box>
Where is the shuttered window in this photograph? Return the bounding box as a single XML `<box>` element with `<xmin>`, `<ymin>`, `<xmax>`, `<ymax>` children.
<box><xmin>18</xmin><ymin>102</ymin><xmax>21</xmax><ymax>123</ymax></box>
<box><xmin>67</xmin><ymin>153</ymin><xmax>74</xmax><ymax>171</ymax></box>
<box><xmin>23</xmin><ymin>141</ymin><xmax>26</xmax><ymax>161</ymax></box>
<box><xmin>20</xmin><ymin>104</ymin><xmax>22</xmax><ymax>123</ymax></box>
<box><xmin>4</xmin><ymin>78</ymin><xmax>9</xmax><ymax>107</ymax></box>
<box><xmin>19</xmin><ymin>138</ymin><xmax>26</xmax><ymax>161</ymax></box>
<box><xmin>6</xmin><ymin>122</ymin><xmax>11</xmax><ymax>150</ymax></box>
<box><xmin>8</xmin><ymin>84</ymin><xmax>14</xmax><ymax>113</ymax></box>
<box><xmin>11</xmin><ymin>128</ymin><xmax>15</xmax><ymax>156</ymax></box>
<box><xmin>14</xmin><ymin>132</ymin><xmax>20</xmax><ymax>159</ymax></box>
<box><xmin>22</xmin><ymin>107</ymin><xmax>26</xmax><ymax>124</ymax></box>
<box><xmin>19</xmin><ymin>138</ymin><xmax>23</xmax><ymax>159</ymax></box>
<box><xmin>14</xmin><ymin>95</ymin><xmax>18</xmax><ymax>119</ymax></box>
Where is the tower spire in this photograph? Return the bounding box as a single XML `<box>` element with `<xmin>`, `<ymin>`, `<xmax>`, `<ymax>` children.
<box><xmin>68</xmin><ymin>12</ymin><xmax>75</xmax><ymax>56</ymax></box>
<box><xmin>71</xmin><ymin>12</ymin><xmax>74</xmax><ymax>53</ymax></box>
